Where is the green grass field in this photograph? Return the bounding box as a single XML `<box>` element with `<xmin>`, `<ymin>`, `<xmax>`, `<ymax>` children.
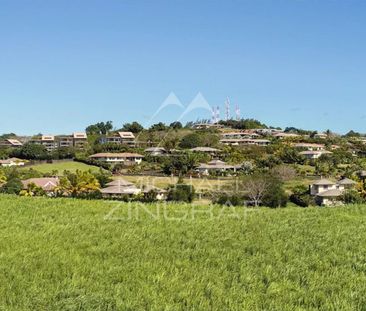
<box><xmin>25</xmin><ymin>161</ymin><xmax>101</xmax><ymax>174</ymax></box>
<box><xmin>1</xmin><ymin>195</ymin><xmax>366</xmax><ymax>310</ymax></box>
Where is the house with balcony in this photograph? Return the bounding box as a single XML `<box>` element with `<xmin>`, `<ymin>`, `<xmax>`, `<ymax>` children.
<box><xmin>101</xmin><ymin>131</ymin><xmax>136</xmax><ymax>146</ymax></box>
<box><xmin>221</xmin><ymin>131</ymin><xmax>260</xmax><ymax>140</ymax></box>
<box><xmin>299</xmin><ymin>150</ymin><xmax>332</xmax><ymax>160</ymax></box>
<box><xmin>220</xmin><ymin>138</ymin><xmax>270</xmax><ymax>146</ymax></box>
<box><xmin>0</xmin><ymin>139</ymin><xmax>23</xmax><ymax>148</ymax></box>
<box><xmin>39</xmin><ymin>135</ymin><xmax>58</xmax><ymax>152</ymax></box>
<box><xmin>89</xmin><ymin>153</ymin><xmax>144</xmax><ymax>165</ymax></box>
<box><xmin>57</xmin><ymin>132</ymin><xmax>88</xmax><ymax>149</ymax></box>
<box><xmin>293</xmin><ymin>143</ymin><xmax>325</xmax><ymax>151</ymax></box>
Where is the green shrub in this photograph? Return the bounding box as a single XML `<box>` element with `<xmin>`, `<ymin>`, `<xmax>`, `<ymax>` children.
<box><xmin>167</xmin><ymin>183</ymin><xmax>195</xmax><ymax>203</ymax></box>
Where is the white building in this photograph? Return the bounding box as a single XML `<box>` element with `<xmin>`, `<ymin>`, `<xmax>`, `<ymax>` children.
<box><xmin>310</xmin><ymin>178</ymin><xmax>356</xmax><ymax>206</ymax></box>
<box><xmin>0</xmin><ymin>158</ymin><xmax>26</xmax><ymax>167</ymax></box>
<box><xmin>300</xmin><ymin>150</ymin><xmax>332</xmax><ymax>160</ymax></box>
<box><xmin>89</xmin><ymin>153</ymin><xmax>144</xmax><ymax>165</ymax></box>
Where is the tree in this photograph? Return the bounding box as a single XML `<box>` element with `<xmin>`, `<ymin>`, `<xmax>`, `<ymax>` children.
<box><xmin>277</xmin><ymin>146</ymin><xmax>304</xmax><ymax>164</ymax></box>
<box><xmin>167</xmin><ymin>183</ymin><xmax>195</xmax><ymax>203</ymax></box>
<box><xmin>289</xmin><ymin>185</ymin><xmax>313</xmax><ymax>207</ymax></box>
<box><xmin>169</xmin><ymin>121</ymin><xmax>183</xmax><ymax>129</ymax></box>
<box><xmin>342</xmin><ymin>189</ymin><xmax>364</xmax><ymax>204</ymax></box>
<box><xmin>162</xmin><ymin>153</ymin><xmax>200</xmax><ymax>176</ymax></box>
<box><xmin>262</xmin><ymin>177</ymin><xmax>288</xmax><ymax>208</ymax></box>
<box><xmin>1</xmin><ymin>179</ymin><xmax>22</xmax><ymax>194</ymax></box>
<box><xmin>219</xmin><ymin>119</ymin><xmax>267</xmax><ymax>130</ymax></box>
<box><xmin>86</xmin><ymin>121</ymin><xmax>113</xmax><ymax>135</ymax></box>
<box><xmin>56</xmin><ymin>170</ymin><xmax>101</xmax><ymax>198</ymax></box>
<box><xmin>14</xmin><ymin>143</ymin><xmax>48</xmax><ymax>160</ymax></box>
<box><xmin>345</xmin><ymin>130</ymin><xmax>361</xmax><ymax>138</ymax></box>
<box><xmin>179</xmin><ymin>133</ymin><xmax>202</xmax><ymax>149</ymax></box>
<box><xmin>121</xmin><ymin>122</ymin><xmax>144</xmax><ymax>133</ymax></box>
<box><xmin>0</xmin><ymin>169</ymin><xmax>7</xmax><ymax>186</ymax></box>
<box><xmin>149</xmin><ymin>122</ymin><xmax>167</xmax><ymax>131</ymax></box>
<box><xmin>19</xmin><ymin>183</ymin><xmax>46</xmax><ymax>197</ymax></box>
<box><xmin>271</xmin><ymin>165</ymin><xmax>297</xmax><ymax>182</ymax></box>
<box><xmin>244</xmin><ymin>174</ymin><xmax>270</xmax><ymax>207</ymax></box>
<box><xmin>92</xmin><ymin>169</ymin><xmax>113</xmax><ymax>187</ymax></box>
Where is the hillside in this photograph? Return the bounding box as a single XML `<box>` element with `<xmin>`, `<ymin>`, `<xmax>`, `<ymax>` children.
<box><xmin>1</xmin><ymin>195</ymin><xmax>366</xmax><ymax>310</ymax></box>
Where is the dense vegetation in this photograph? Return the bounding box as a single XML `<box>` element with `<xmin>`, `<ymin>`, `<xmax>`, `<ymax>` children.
<box><xmin>0</xmin><ymin>195</ymin><xmax>366</xmax><ymax>310</ymax></box>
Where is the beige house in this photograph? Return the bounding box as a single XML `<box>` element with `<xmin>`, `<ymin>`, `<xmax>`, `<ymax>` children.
<box><xmin>197</xmin><ymin>160</ymin><xmax>236</xmax><ymax>176</ymax></box>
<box><xmin>30</xmin><ymin>132</ymin><xmax>87</xmax><ymax>151</ymax></box>
<box><xmin>21</xmin><ymin>177</ymin><xmax>60</xmax><ymax>192</ymax></box>
<box><xmin>192</xmin><ymin>123</ymin><xmax>224</xmax><ymax>130</ymax></box>
<box><xmin>300</xmin><ymin>150</ymin><xmax>332</xmax><ymax>160</ymax></box>
<box><xmin>103</xmin><ymin>132</ymin><xmax>136</xmax><ymax>146</ymax></box>
<box><xmin>221</xmin><ymin>132</ymin><xmax>260</xmax><ymax>140</ymax></box>
<box><xmin>58</xmin><ymin>132</ymin><xmax>88</xmax><ymax>149</ymax></box>
<box><xmin>310</xmin><ymin>178</ymin><xmax>356</xmax><ymax>206</ymax></box>
<box><xmin>100</xmin><ymin>179</ymin><xmax>167</xmax><ymax>200</ymax></box>
<box><xmin>220</xmin><ymin>138</ymin><xmax>270</xmax><ymax>146</ymax></box>
<box><xmin>144</xmin><ymin>147</ymin><xmax>167</xmax><ymax>156</ymax></box>
<box><xmin>293</xmin><ymin>143</ymin><xmax>325</xmax><ymax>151</ymax></box>
<box><xmin>314</xmin><ymin>133</ymin><xmax>328</xmax><ymax>139</ymax></box>
<box><xmin>101</xmin><ymin>179</ymin><xmax>141</xmax><ymax>197</ymax></box>
<box><xmin>190</xmin><ymin>147</ymin><xmax>221</xmax><ymax>154</ymax></box>
<box><xmin>0</xmin><ymin>158</ymin><xmax>26</xmax><ymax>167</ymax></box>
<box><xmin>0</xmin><ymin>139</ymin><xmax>23</xmax><ymax>148</ymax></box>
<box><xmin>89</xmin><ymin>153</ymin><xmax>144</xmax><ymax>165</ymax></box>
<box><xmin>273</xmin><ymin>132</ymin><xmax>300</xmax><ymax>139</ymax></box>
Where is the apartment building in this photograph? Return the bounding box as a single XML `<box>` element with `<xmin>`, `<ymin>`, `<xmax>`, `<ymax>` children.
<box><xmin>101</xmin><ymin>132</ymin><xmax>136</xmax><ymax>146</ymax></box>
<box><xmin>30</xmin><ymin>132</ymin><xmax>88</xmax><ymax>151</ymax></box>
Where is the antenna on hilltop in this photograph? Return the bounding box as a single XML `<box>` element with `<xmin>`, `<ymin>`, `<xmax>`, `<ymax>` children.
<box><xmin>235</xmin><ymin>105</ymin><xmax>241</xmax><ymax>121</ymax></box>
<box><xmin>216</xmin><ymin>106</ymin><xmax>220</xmax><ymax>123</ymax></box>
<box><xmin>211</xmin><ymin>106</ymin><xmax>216</xmax><ymax>124</ymax></box>
<box><xmin>225</xmin><ymin>98</ymin><xmax>230</xmax><ymax>121</ymax></box>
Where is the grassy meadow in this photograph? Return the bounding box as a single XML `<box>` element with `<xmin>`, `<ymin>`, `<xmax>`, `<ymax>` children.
<box><xmin>1</xmin><ymin>195</ymin><xmax>366</xmax><ymax>310</ymax></box>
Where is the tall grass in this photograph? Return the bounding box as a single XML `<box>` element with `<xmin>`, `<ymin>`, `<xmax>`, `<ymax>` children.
<box><xmin>0</xmin><ymin>195</ymin><xmax>366</xmax><ymax>310</ymax></box>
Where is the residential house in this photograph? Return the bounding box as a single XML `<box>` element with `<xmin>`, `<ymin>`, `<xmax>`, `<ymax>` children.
<box><xmin>190</xmin><ymin>147</ymin><xmax>221</xmax><ymax>154</ymax></box>
<box><xmin>100</xmin><ymin>178</ymin><xmax>141</xmax><ymax>198</ymax></box>
<box><xmin>293</xmin><ymin>143</ymin><xmax>325</xmax><ymax>151</ymax></box>
<box><xmin>221</xmin><ymin>131</ymin><xmax>260</xmax><ymax>140</ymax></box>
<box><xmin>310</xmin><ymin>178</ymin><xmax>356</xmax><ymax>206</ymax></box>
<box><xmin>41</xmin><ymin>135</ymin><xmax>58</xmax><ymax>151</ymax></box>
<box><xmin>192</xmin><ymin>123</ymin><xmax>224</xmax><ymax>130</ymax></box>
<box><xmin>141</xmin><ymin>185</ymin><xmax>167</xmax><ymax>200</ymax></box>
<box><xmin>0</xmin><ymin>139</ymin><xmax>23</xmax><ymax>148</ymax></box>
<box><xmin>196</xmin><ymin>160</ymin><xmax>236</xmax><ymax>176</ymax></box>
<box><xmin>273</xmin><ymin>133</ymin><xmax>300</xmax><ymax>139</ymax></box>
<box><xmin>144</xmin><ymin>147</ymin><xmax>167</xmax><ymax>156</ymax></box>
<box><xmin>89</xmin><ymin>153</ymin><xmax>144</xmax><ymax>165</ymax></box>
<box><xmin>58</xmin><ymin>132</ymin><xmax>88</xmax><ymax>149</ymax></box>
<box><xmin>102</xmin><ymin>132</ymin><xmax>136</xmax><ymax>146</ymax></box>
<box><xmin>299</xmin><ymin>150</ymin><xmax>332</xmax><ymax>160</ymax></box>
<box><xmin>0</xmin><ymin>158</ymin><xmax>26</xmax><ymax>167</ymax></box>
<box><xmin>220</xmin><ymin>138</ymin><xmax>270</xmax><ymax>146</ymax></box>
<box><xmin>21</xmin><ymin>177</ymin><xmax>60</xmax><ymax>193</ymax></box>
<box><xmin>314</xmin><ymin>133</ymin><xmax>328</xmax><ymax>139</ymax></box>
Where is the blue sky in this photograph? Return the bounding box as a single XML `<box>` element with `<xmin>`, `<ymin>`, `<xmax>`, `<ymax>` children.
<box><xmin>1</xmin><ymin>0</ymin><xmax>366</xmax><ymax>135</ymax></box>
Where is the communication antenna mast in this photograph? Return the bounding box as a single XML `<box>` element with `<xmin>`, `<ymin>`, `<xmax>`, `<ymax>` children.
<box><xmin>235</xmin><ymin>105</ymin><xmax>241</xmax><ymax>121</ymax></box>
<box><xmin>211</xmin><ymin>106</ymin><xmax>216</xmax><ymax>124</ymax></box>
<box><xmin>225</xmin><ymin>98</ymin><xmax>231</xmax><ymax>121</ymax></box>
<box><xmin>216</xmin><ymin>106</ymin><xmax>220</xmax><ymax>123</ymax></box>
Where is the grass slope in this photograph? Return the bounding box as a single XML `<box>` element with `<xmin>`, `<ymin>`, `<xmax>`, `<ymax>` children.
<box><xmin>25</xmin><ymin>161</ymin><xmax>100</xmax><ymax>174</ymax></box>
<box><xmin>0</xmin><ymin>195</ymin><xmax>366</xmax><ymax>310</ymax></box>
